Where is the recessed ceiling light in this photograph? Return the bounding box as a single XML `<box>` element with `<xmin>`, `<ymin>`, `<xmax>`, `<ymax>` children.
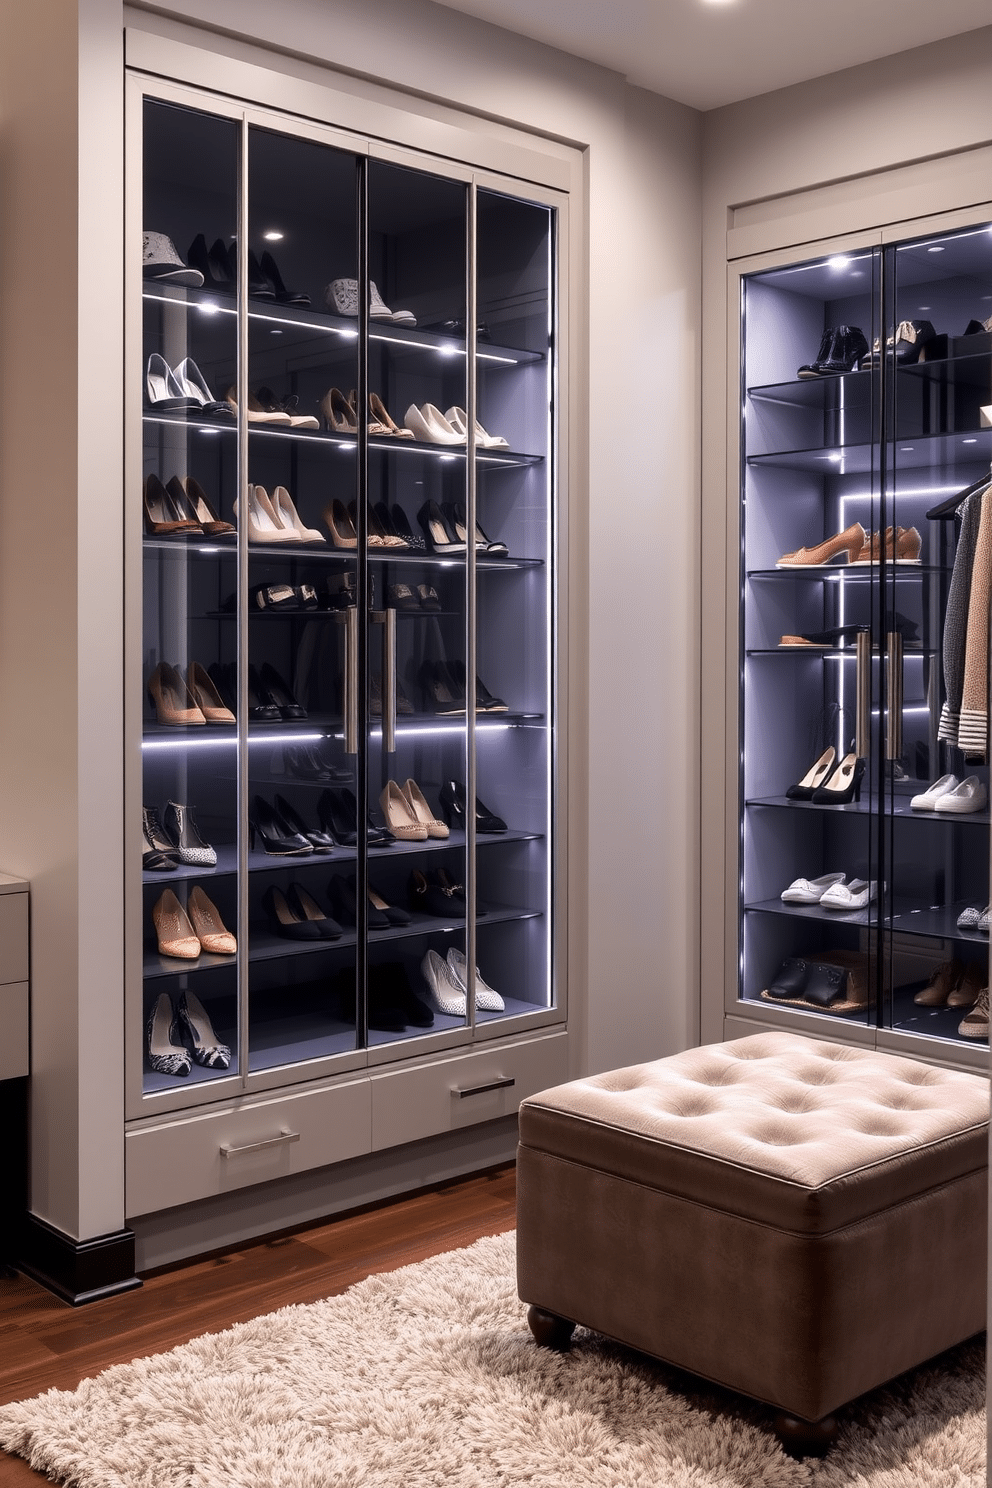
<box><xmin>263</xmin><ymin>230</ymin><xmax>284</xmax><ymax>241</ymax></box>
<box><xmin>927</xmin><ymin>245</ymin><xmax>945</xmax><ymax>254</ymax></box>
<box><xmin>827</xmin><ymin>256</ymin><xmax>851</xmax><ymax>269</ymax></box>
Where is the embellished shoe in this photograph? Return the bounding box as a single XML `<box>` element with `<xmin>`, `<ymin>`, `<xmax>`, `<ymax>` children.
<box><xmin>163</xmin><ymin>800</ymin><xmax>217</xmax><ymax>866</ymax></box>
<box><xmin>400</xmin><ymin>778</ymin><xmax>449</xmax><ymax>839</ymax></box>
<box><xmin>446</xmin><ymin>946</ymin><xmax>504</xmax><ymax>1011</ymax></box>
<box><xmin>776</xmin><ymin>522</ymin><xmax>866</xmax><ymax>568</ymax></box>
<box><xmin>186</xmin><ymin>886</ymin><xmax>237</xmax><ymax>955</ymax></box>
<box><xmin>177</xmin><ymin>990</ymin><xmax>232</xmax><ymax>1069</ymax></box>
<box><xmin>380</xmin><ymin>780</ymin><xmax>429</xmax><ymax>841</ymax></box>
<box><xmin>146</xmin><ymin>993</ymin><xmax>192</xmax><ymax>1076</ymax></box>
<box><xmin>152</xmin><ymin>889</ymin><xmax>201</xmax><ymax>959</ymax></box>
<box><xmin>420</xmin><ymin>948</ymin><xmax>467</xmax><ymax>1016</ymax></box>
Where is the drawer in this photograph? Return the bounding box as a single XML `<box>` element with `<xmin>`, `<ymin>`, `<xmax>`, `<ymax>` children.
<box><xmin>0</xmin><ymin>982</ymin><xmax>28</xmax><ymax>1079</ymax></box>
<box><xmin>126</xmin><ymin>1075</ymin><xmax>372</xmax><ymax>1217</ymax></box>
<box><xmin>371</xmin><ymin>1030</ymin><xmax>568</xmax><ymax>1152</ymax></box>
<box><xmin>0</xmin><ymin>893</ymin><xmax>28</xmax><ymax>986</ymax></box>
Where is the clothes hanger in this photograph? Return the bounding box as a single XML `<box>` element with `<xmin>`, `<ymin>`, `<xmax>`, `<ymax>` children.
<box><xmin>925</xmin><ymin>471</ymin><xmax>991</xmax><ymax>521</ymax></box>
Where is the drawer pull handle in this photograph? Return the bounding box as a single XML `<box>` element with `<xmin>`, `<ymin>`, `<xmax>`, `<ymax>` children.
<box><xmin>220</xmin><ymin>1129</ymin><xmax>300</xmax><ymax>1158</ymax></box>
<box><xmin>453</xmin><ymin>1076</ymin><xmax>515</xmax><ymax>1099</ymax></box>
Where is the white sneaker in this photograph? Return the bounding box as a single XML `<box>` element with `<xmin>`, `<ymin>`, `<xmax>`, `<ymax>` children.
<box><xmin>420</xmin><ymin>948</ymin><xmax>466</xmax><ymax>1016</ymax></box>
<box><xmin>910</xmin><ymin>773</ymin><xmax>959</xmax><ymax>810</ymax></box>
<box><xmin>446</xmin><ymin>947</ymin><xmax>504</xmax><ymax>1011</ymax></box>
<box><xmin>780</xmin><ymin>871</ymin><xmax>845</xmax><ymax>905</ymax></box>
<box><xmin>934</xmin><ymin>776</ymin><xmax>987</xmax><ymax>814</ymax></box>
<box><xmin>820</xmin><ymin>878</ymin><xmax>876</xmax><ymax>911</ymax></box>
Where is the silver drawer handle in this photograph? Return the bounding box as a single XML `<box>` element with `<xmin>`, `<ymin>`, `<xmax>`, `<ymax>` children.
<box><xmin>220</xmin><ymin>1129</ymin><xmax>300</xmax><ymax>1158</ymax></box>
<box><xmin>452</xmin><ymin>1077</ymin><xmax>515</xmax><ymax>1099</ymax></box>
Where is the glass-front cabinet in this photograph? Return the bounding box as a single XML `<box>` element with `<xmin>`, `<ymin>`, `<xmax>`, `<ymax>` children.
<box><xmin>131</xmin><ymin>88</ymin><xmax>559</xmax><ymax>1113</ymax></box>
<box><xmin>740</xmin><ymin>220</ymin><xmax>992</xmax><ymax>1061</ymax></box>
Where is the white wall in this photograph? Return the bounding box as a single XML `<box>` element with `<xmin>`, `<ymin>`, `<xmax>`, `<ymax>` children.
<box><xmin>135</xmin><ymin>0</ymin><xmax>705</xmax><ymax>1077</ymax></box>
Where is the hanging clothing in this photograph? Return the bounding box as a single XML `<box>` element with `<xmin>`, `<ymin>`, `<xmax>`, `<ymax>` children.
<box><xmin>958</xmin><ymin>487</ymin><xmax>992</xmax><ymax>761</ymax></box>
<box><xmin>938</xmin><ymin>488</ymin><xmax>983</xmax><ymax>747</ymax></box>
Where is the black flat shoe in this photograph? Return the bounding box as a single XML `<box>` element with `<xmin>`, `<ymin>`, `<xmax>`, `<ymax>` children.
<box><xmin>263</xmin><ymin>884</ymin><xmax>323</xmax><ymax>939</ymax></box>
<box><xmin>259</xmin><ymin>250</ymin><xmax>311</xmax><ymax>306</ymax></box>
<box><xmin>245</xmin><ymin>665</ymin><xmax>282</xmax><ymax>723</ymax></box>
<box><xmin>287</xmin><ymin>882</ymin><xmax>342</xmax><ymax>938</ymax></box>
<box><xmin>274</xmin><ymin>794</ymin><xmax>335</xmax><ymax>852</ymax></box>
<box><xmin>260</xmin><ymin>663</ymin><xmax>307</xmax><ymax>721</ymax></box>
<box><xmin>439</xmin><ymin>777</ymin><xmax>507</xmax><ymax>832</ymax></box>
<box><xmin>250</xmin><ymin>795</ymin><xmax>314</xmax><ymax>855</ymax></box>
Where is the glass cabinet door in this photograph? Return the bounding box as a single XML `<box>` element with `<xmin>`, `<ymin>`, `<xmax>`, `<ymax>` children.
<box><xmin>740</xmin><ymin>250</ymin><xmax>883</xmax><ymax>1029</ymax></box>
<box><xmin>881</xmin><ymin>222</ymin><xmax>992</xmax><ymax>1048</ymax></box>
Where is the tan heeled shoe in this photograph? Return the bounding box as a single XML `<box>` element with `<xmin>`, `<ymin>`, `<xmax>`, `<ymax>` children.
<box><xmin>148</xmin><ymin>662</ymin><xmax>206</xmax><ymax>726</ymax></box>
<box><xmin>225</xmin><ymin>386</ymin><xmax>293</xmax><ymax>424</ymax></box>
<box><xmin>169</xmin><ymin>476</ymin><xmax>236</xmax><ymax>537</ymax></box>
<box><xmin>186</xmin><ymin>662</ymin><xmax>235</xmax><ymax>725</ymax></box>
<box><xmin>143</xmin><ymin>474</ymin><xmax>200</xmax><ymax>536</ymax></box>
<box><xmin>187</xmin><ymin>886</ymin><xmax>237</xmax><ymax>955</ymax></box>
<box><xmin>379</xmin><ymin>780</ymin><xmax>428</xmax><ymax>840</ymax></box>
<box><xmin>400</xmin><ymin>778</ymin><xmax>449</xmax><ymax>839</ymax></box>
<box><xmin>852</xmin><ymin>525</ymin><xmax>923</xmax><ymax>564</ymax></box>
<box><xmin>320</xmin><ymin>387</ymin><xmax>358</xmax><ymax>433</ymax></box>
<box><xmin>152</xmin><ymin>888</ymin><xmax>201</xmax><ymax>959</ymax></box>
<box><xmin>323</xmin><ymin>498</ymin><xmax>358</xmax><ymax>548</ymax></box>
<box><xmin>368</xmin><ymin>391</ymin><xmax>414</xmax><ymax>438</ymax></box>
<box><xmin>776</xmin><ymin>522</ymin><xmax>866</xmax><ymax>569</ymax></box>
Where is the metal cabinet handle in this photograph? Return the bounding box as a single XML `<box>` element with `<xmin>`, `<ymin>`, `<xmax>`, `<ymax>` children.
<box><xmin>383</xmin><ymin>605</ymin><xmax>396</xmax><ymax>754</ymax></box>
<box><xmin>452</xmin><ymin>1076</ymin><xmax>515</xmax><ymax>1098</ymax></box>
<box><xmin>220</xmin><ymin>1129</ymin><xmax>300</xmax><ymax>1158</ymax></box>
<box><xmin>855</xmin><ymin>630</ymin><xmax>870</xmax><ymax>759</ymax></box>
<box><xmin>886</xmin><ymin>630</ymin><xmax>904</xmax><ymax>761</ymax></box>
<box><xmin>343</xmin><ymin>606</ymin><xmax>358</xmax><ymax>755</ymax></box>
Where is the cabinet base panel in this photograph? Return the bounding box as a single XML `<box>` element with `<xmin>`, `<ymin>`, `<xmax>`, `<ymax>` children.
<box><xmin>130</xmin><ymin>1115</ymin><xmax>519</xmax><ymax>1272</ymax></box>
<box><xmin>18</xmin><ymin>1215</ymin><xmax>141</xmax><ymax>1305</ymax></box>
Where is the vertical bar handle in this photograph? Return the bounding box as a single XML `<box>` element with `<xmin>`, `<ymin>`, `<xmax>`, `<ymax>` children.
<box><xmin>886</xmin><ymin>630</ymin><xmax>903</xmax><ymax>761</ymax></box>
<box><xmin>344</xmin><ymin>605</ymin><xmax>358</xmax><ymax>755</ymax></box>
<box><xmin>383</xmin><ymin>606</ymin><xmax>396</xmax><ymax>754</ymax></box>
<box><xmin>855</xmin><ymin>630</ymin><xmax>871</xmax><ymax>760</ymax></box>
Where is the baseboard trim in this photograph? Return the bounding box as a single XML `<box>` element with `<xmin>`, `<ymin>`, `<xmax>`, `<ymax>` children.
<box><xmin>19</xmin><ymin>1215</ymin><xmax>142</xmax><ymax>1305</ymax></box>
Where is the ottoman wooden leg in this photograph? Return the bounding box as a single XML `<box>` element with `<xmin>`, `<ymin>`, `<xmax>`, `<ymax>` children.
<box><xmin>773</xmin><ymin>1412</ymin><xmax>837</xmax><ymax>1458</ymax></box>
<box><xmin>527</xmin><ymin>1305</ymin><xmax>576</xmax><ymax>1351</ymax></box>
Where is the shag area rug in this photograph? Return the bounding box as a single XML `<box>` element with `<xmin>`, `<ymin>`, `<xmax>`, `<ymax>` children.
<box><xmin>0</xmin><ymin>1231</ymin><xmax>984</xmax><ymax>1487</ymax></box>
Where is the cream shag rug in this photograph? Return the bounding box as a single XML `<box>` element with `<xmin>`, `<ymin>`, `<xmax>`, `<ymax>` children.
<box><xmin>0</xmin><ymin>1231</ymin><xmax>984</xmax><ymax>1487</ymax></box>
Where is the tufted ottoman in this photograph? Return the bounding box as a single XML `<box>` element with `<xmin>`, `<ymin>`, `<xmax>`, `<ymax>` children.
<box><xmin>516</xmin><ymin>1031</ymin><xmax>989</xmax><ymax>1456</ymax></box>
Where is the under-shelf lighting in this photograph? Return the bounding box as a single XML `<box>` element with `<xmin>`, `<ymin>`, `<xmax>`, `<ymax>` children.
<box><xmin>827</xmin><ymin>256</ymin><xmax>851</xmax><ymax>269</ymax></box>
<box><xmin>263</xmin><ymin>230</ymin><xmax>284</xmax><ymax>241</ymax></box>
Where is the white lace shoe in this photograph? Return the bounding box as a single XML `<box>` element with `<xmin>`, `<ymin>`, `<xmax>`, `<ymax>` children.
<box><xmin>421</xmin><ymin>948</ymin><xmax>466</xmax><ymax>1016</ymax></box>
<box><xmin>780</xmin><ymin>871</ymin><xmax>845</xmax><ymax>905</ymax></box>
<box><xmin>143</xmin><ymin>231</ymin><xmax>203</xmax><ymax>287</ymax></box>
<box><xmin>446</xmin><ymin>947</ymin><xmax>504</xmax><ymax>1011</ymax></box>
<box><xmin>820</xmin><ymin>878</ymin><xmax>877</xmax><ymax>911</ymax></box>
<box><xmin>323</xmin><ymin>277</ymin><xmax>416</xmax><ymax>325</ymax></box>
<box><xmin>910</xmin><ymin>773</ymin><xmax>959</xmax><ymax>810</ymax></box>
<box><xmin>934</xmin><ymin>776</ymin><xmax>987</xmax><ymax>814</ymax></box>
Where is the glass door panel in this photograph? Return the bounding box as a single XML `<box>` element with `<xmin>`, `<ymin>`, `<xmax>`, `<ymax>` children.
<box><xmin>740</xmin><ymin>250</ymin><xmax>882</xmax><ymax>1028</ymax></box>
<box><xmin>246</xmin><ymin>125</ymin><xmax>362</xmax><ymax>1069</ymax></box>
<box><xmin>883</xmin><ymin>222</ymin><xmax>992</xmax><ymax>1047</ymax></box>
<box><xmin>141</xmin><ymin>100</ymin><xmax>241</xmax><ymax>1092</ymax></box>
<box><xmin>474</xmin><ymin>189</ymin><xmax>555</xmax><ymax>1022</ymax></box>
<box><xmin>365</xmin><ymin>160</ymin><xmax>470</xmax><ymax>1043</ymax></box>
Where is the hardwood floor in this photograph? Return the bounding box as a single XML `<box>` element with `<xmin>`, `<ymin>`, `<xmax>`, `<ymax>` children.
<box><xmin>0</xmin><ymin>1164</ymin><xmax>516</xmax><ymax>1486</ymax></box>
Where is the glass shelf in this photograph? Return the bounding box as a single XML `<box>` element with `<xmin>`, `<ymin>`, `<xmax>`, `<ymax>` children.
<box><xmin>747</xmin><ymin>428</ymin><xmax>992</xmax><ymax>473</ymax></box>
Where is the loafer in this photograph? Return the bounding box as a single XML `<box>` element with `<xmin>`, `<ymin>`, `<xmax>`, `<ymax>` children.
<box><xmin>911</xmin><ymin>774</ymin><xmax>959</xmax><ymax>810</ymax></box>
<box><xmin>820</xmin><ymin>878</ymin><xmax>876</xmax><ymax>911</ymax></box>
<box><xmin>780</xmin><ymin>871</ymin><xmax>845</xmax><ymax>904</ymax></box>
<box><xmin>934</xmin><ymin>776</ymin><xmax>987</xmax><ymax>814</ymax></box>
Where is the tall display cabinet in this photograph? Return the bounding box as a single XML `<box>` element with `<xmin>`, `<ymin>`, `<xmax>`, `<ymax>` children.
<box><xmin>733</xmin><ymin>213</ymin><xmax>992</xmax><ymax>1071</ymax></box>
<box><xmin>124</xmin><ymin>75</ymin><xmax>569</xmax><ymax>1218</ymax></box>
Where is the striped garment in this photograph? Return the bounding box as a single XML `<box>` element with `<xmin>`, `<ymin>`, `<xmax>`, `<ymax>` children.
<box><xmin>938</xmin><ymin>486</ymin><xmax>985</xmax><ymax>747</ymax></box>
<box><xmin>958</xmin><ymin>487</ymin><xmax>992</xmax><ymax>760</ymax></box>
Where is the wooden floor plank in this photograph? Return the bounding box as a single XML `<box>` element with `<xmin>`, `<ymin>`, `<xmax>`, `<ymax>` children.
<box><xmin>0</xmin><ymin>1165</ymin><xmax>516</xmax><ymax>1487</ymax></box>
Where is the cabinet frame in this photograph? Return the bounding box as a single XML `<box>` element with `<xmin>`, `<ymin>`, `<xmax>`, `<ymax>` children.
<box><xmin>125</xmin><ymin>69</ymin><xmax>571</xmax><ymax>1121</ymax></box>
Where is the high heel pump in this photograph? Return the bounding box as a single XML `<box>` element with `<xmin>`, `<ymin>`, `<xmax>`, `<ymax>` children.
<box><xmin>321</xmin><ymin>387</ymin><xmax>358</xmax><ymax>434</ymax></box>
<box><xmin>186</xmin><ymin>662</ymin><xmax>235</xmax><ymax>724</ymax></box>
<box><xmin>186</xmin><ymin>887</ymin><xmax>237</xmax><ymax>955</ymax></box>
<box><xmin>263</xmin><ymin>884</ymin><xmax>322</xmax><ymax>940</ymax></box>
<box><xmin>167</xmin><ymin>476</ymin><xmax>235</xmax><ymax>537</ymax></box>
<box><xmin>438</xmin><ymin>778</ymin><xmax>507</xmax><ymax>833</ymax></box>
<box><xmin>323</xmin><ymin>498</ymin><xmax>358</xmax><ymax>548</ymax></box>
<box><xmin>270</xmin><ymin>485</ymin><xmax>325</xmax><ymax>542</ymax></box>
<box><xmin>148</xmin><ymin>662</ymin><xmax>206</xmax><ymax>726</ymax></box>
<box><xmin>418</xmin><ymin>500</ymin><xmax>466</xmax><ymax>554</ymax></box>
<box><xmin>785</xmin><ymin>746</ymin><xmax>836</xmax><ymax>800</ymax></box>
<box><xmin>176</xmin><ymin>989</ymin><xmax>232</xmax><ymax>1068</ymax></box>
<box><xmin>810</xmin><ymin>753</ymin><xmax>865</xmax><ymax>805</ymax></box>
<box><xmin>250</xmin><ymin>796</ymin><xmax>313</xmax><ymax>856</ymax></box>
<box><xmin>143</xmin><ymin>474</ymin><xmax>199</xmax><ymax>536</ymax></box>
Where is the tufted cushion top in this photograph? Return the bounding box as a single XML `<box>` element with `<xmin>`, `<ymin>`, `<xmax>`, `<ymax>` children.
<box><xmin>518</xmin><ymin>1032</ymin><xmax>989</xmax><ymax>1234</ymax></box>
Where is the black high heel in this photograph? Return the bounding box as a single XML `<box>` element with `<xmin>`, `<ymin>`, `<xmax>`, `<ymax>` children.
<box><xmin>442</xmin><ymin>501</ymin><xmax>509</xmax><ymax>558</ymax></box>
<box><xmin>418</xmin><ymin>660</ymin><xmax>465</xmax><ymax>716</ymax></box>
<box><xmin>418</xmin><ymin>500</ymin><xmax>466</xmax><ymax>554</ymax></box>
<box><xmin>263</xmin><ymin>884</ymin><xmax>322</xmax><ymax>940</ymax></box>
<box><xmin>327</xmin><ymin>873</ymin><xmax>390</xmax><ymax>929</ymax></box>
<box><xmin>274</xmin><ymin>794</ymin><xmax>335</xmax><ymax>852</ymax></box>
<box><xmin>786</xmin><ymin>746</ymin><xmax>836</xmax><ymax>801</ymax></box>
<box><xmin>287</xmin><ymin>882</ymin><xmax>342</xmax><ymax>938</ymax></box>
<box><xmin>810</xmin><ymin>753</ymin><xmax>866</xmax><ymax>805</ymax></box>
<box><xmin>447</xmin><ymin>660</ymin><xmax>508</xmax><ymax>713</ymax></box>
<box><xmin>390</xmin><ymin>504</ymin><xmax>426</xmax><ymax>551</ymax></box>
<box><xmin>246</xmin><ymin>248</ymin><xmax>276</xmax><ymax>301</ymax></box>
<box><xmin>187</xmin><ymin>234</ymin><xmax>235</xmax><ymax>293</ymax></box>
<box><xmin>250</xmin><ymin>796</ymin><xmax>314</xmax><ymax>855</ymax></box>
<box><xmin>260</xmin><ymin>663</ymin><xmax>306</xmax><ymax>721</ymax></box>
<box><xmin>438</xmin><ymin>778</ymin><xmax>507</xmax><ymax>833</ymax></box>
<box><xmin>259</xmin><ymin>250</ymin><xmax>311</xmax><ymax>306</ymax></box>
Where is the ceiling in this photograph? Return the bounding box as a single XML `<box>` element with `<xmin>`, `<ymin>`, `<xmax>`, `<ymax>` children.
<box><xmin>429</xmin><ymin>0</ymin><xmax>992</xmax><ymax>111</ymax></box>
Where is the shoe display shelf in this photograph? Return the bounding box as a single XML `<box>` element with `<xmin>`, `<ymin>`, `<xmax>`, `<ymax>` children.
<box><xmin>738</xmin><ymin>222</ymin><xmax>992</xmax><ymax>1062</ymax></box>
<box><xmin>130</xmin><ymin>86</ymin><xmax>563</xmax><ymax>1136</ymax></box>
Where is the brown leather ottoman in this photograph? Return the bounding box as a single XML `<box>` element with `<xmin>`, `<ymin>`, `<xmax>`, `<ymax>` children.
<box><xmin>516</xmin><ymin>1031</ymin><xmax>989</xmax><ymax>1456</ymax></box>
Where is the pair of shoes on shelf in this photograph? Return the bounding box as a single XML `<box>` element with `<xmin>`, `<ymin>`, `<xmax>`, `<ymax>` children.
<box><xmin>380</xmin><ymin>779</ymin><xmax>449</xmax><ymax>841</ymax></box>
<box><xmin>148</xmin><ymin>662</ymin><xmax>235</xmax><ymax>727</ymax></box>
<box><xmin>281</xmin><ymin>741</ymin><xmax>352</xmax><ymax>784</ymax></box>
<box><xmin>188</xmin><ymin>235</ymin><xmax>309</xmax><ymax>305</ymax></box>
<box><xmin>409</xmin><ymin>867</ymin><xmax>475</xmax><ymax>919</ymax></box>
<box><xmin>778</xmin><ymin>624</ymin><xmax>867</xmax><ymax>649</ymax></box>
<box><xmin>776</xmin><ymin>522</ymin><xmax>865</xmax><ymax>568</ymax></box>
<box><xmin>797</xmin><ymin>325</ymin><xmax>870</xmax><ymax>378</ymax></box>
<box><xmin>250</xmin><ymin>795</ymin><xmax>333</xmax><ymax>856</ymax></box>
<box><xmin>317</xmin><ymin>788</ymin><xmax>392</xmax><ymax>848</ymax></box>
<box><xmin>323</xmin><ymin>278</ymin><xmax>415</xmax><ymax>325</ymax></box>
<box><xmin>763</xmin><ymin>950</ymin><xmax>868</xmax><ymax>1010</ymax></box>
<box><xmin>420</xmin><ymin>947</ymin><xmax>504</xmax><ymax>1015</ymax></box>
<box><xmin>422</xmin><ymin>316</ymin><xmax>491</xmax><ymax>341</ymax></box>
<box><xmin>911</xmin><ymin>774</ymin><xmax>988</xmax><ymax>814</ymax></box>
<box><xmin>403</xmin><ymin>403</ymin><xmax>506</xmax><ymax>448</ymax></box>
<box><xmin>144</xmin><ymin>474</ymin><xmax>235</xmax><ymax>538</ymax></box>
<box><xmin>147</xmin><ymin>989</ymin><xmax>231</xmax><ymax>1076</ymax></box>
<box><xmin>914</xmin><ymin>959</ymin><xmax>984</xmax><ymax>1007</ymax></box>
<box><xmin>146</xmin><ymin>354</ymin><xmax>232</xmax><ymax>417</ymax></box>
<box><xmin>152</xmin><ymin>887</ymin><xmax>236</xmax><ymax>959</ymax></box>
<box><xmin>320</xmin><ymin>387</ymin><xmax>414</xmax><ymax>438</ymax></box>
<box><xmin>860</xmin><ymin>319</ymin><xmax>937</xmax><ymax>369</ymax></box>
<box><xmin>389</xmin><ymin>582</ymin><xmax>441</xmax><ymax>612</ymax></box>
<box><xmin>327</xmin><ymin>874</ymin><xmax>410</xmax><ymax>929</ymax></box>
<box><xmin>956</xmin><ymin>903</ymin><xmax>991</xmax><ymax>934</ymax></box>
<box><xmin>225</xmin><ymin>387</ymin><xmax>319</xmax><ymax>429</ymax></box>
<box><xmin>416</xmin><ymin>500</ymin><xmax>504</xmax><ymax>556</ymax></box>
<box><xmin>438</xmin><ymin>778</ymin><xmax>507</xmax><ymax>833</ymax></box>
<box><xmin>786</xmin><ymin>748</ymin><xmax>865</xmax><ymax>805</ymax></box>
<box><xmin>143</xmin><ymin>232</ymin><xmax>203</xmax><ymax>287</ymax></box>
<box><xmin>143</xmin><ymin>802</ymin><xmax>216</xmax><ymax>870</ymax></box>
<box><xmin>263</xmin><ymin>883</ymin><xmax>342</xmax><ymax>940</ymax></box>
<box><xmin>237</xmin><ymin>484</ymin><xmax>324</xmax><ymax>543</ymax></box>
<box><xmin>851</xmin><ymin>526</ymin><xmax>922</xmax><ymax>564</ymax></box>
<box><xmin>240</xmin><ymin>583</ymin><xmax>319</xmax><ymax>612</ymax></box>
<box><xmin>780</xmin><ymin>870</ymin><xmax>876</xmax><ymax>911</ymax></box>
